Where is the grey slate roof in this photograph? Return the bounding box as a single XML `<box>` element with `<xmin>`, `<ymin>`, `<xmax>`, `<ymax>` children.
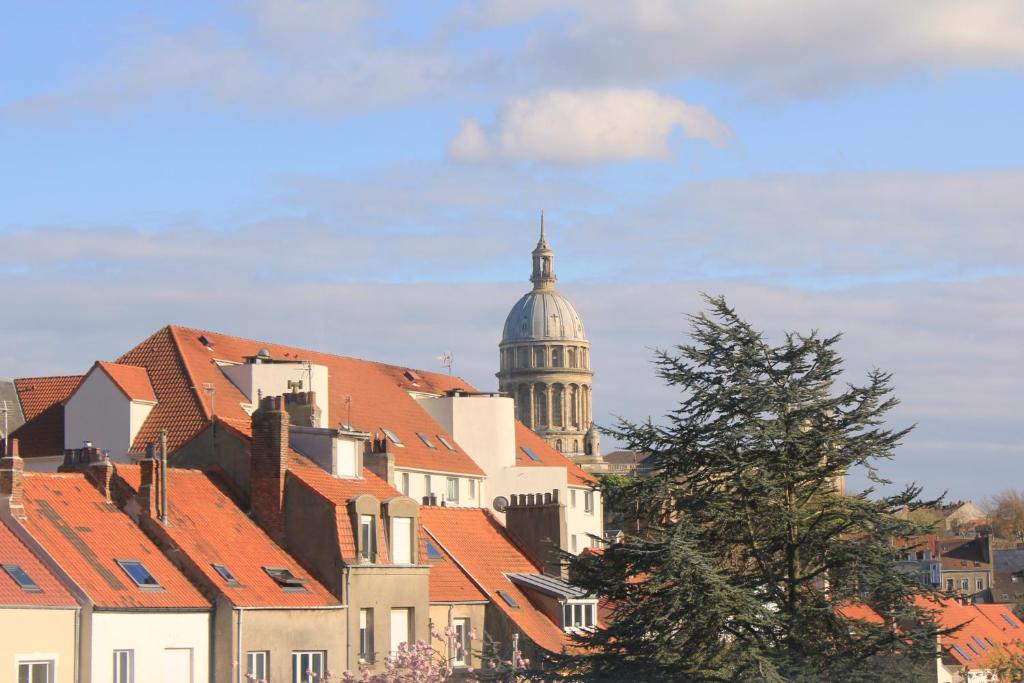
<box><xmin>0</xmin><ymin>378</ymin><xmax>25</xmax><ymax>440</ymax></box>
<box><xmin>506</xmin><ymin>572</ymin><xmax>590</xmax><ymax>599</ymax></box>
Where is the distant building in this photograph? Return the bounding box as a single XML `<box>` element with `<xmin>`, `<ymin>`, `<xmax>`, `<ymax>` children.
<box><xmin>992</xmin><ymin>547</ymin><xmax>1024</xmax><ymax>605</ymax></box>
<box><xmin>895</xmin><ymin>535</ymin><xmax>994</xmax><ymax>602</ymax></box>
<box><xmin>497</xmin><ymin>217</ymin><xmax>604</xmax><ymax>471</ymax></box>
<box><xmin>602</xmin><ymin>450</ymin><xmax>653</xmax><ymax>478</ymax></box>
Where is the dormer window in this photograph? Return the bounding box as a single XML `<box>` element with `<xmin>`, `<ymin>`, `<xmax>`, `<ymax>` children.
<box><xmin>562</xmin><ymin>601</ymin><xmax>596</xmax><ymax>631</ymax></box>
<box><xmin>381</xmin><ymin>428</ymin><xmax>404</xmax><ymax>447</ymax></box>
<box><xmin>360</xmin><ymin>514</ymin><xmax>378</xmax><ymax>562</ymax></box>
<box><xmin>263</xmin><ymin>566</ymin><xmax>307</xmax><ymax>592</ymax></box>
<box><xmin>117</xmin><ymin>559</ymin><xmax>162</xmax><ymax>590</ymax></box>
<box><xmin>2</xmin><ymin>564</ymin><xmax>41</xmax><ymax>593</ymax></box>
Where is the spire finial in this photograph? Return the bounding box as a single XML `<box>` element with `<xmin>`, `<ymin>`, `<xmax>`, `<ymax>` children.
<box><xmin>540</xmin><ymin>209</ymin><xmax>545</xmax><ymax>240</ymax></box>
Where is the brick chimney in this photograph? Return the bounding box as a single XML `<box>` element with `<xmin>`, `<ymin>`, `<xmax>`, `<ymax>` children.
<box><xmin>137</xmin><ymin>445</ymin><xmax>160</xmax><ymax>519</ymax></box>
<box><xmin>251</xmin><ymin>395</ymin><xmax>289</xmax><ymax>544</ymax></box>
<box><xmin>505</xmin><ymin>489</ymin><xmax>568</xmax><ymax>577</ymax></box>
<box><xmin>284</xmin><ymin>390</ymin><xmax>321</xmax><ymax>428</ymax></box>
<box><xmin>0</xmin><ymin>438</ymin><xmax>26</xmax><ymax>520</ymax></box>
<box><xmin>87</xmin><ymin>453</ymin><xmax>115</xmax><ymax>504</ymax></box>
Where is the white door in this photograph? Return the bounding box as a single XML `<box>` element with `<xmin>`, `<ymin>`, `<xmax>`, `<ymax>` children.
<box><xmin>163</xmin><ymin>648</ymin><xmax>193</xmax><ymax>683</ymax></box>
<box><xmin>389</xmin><ymin>608</ymin><xmax>411</xmax><ymax>656</ymax></box>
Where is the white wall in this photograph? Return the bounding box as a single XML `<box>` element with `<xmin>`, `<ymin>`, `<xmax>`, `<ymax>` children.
<box><xmin>221</xmin><ymin>361</ymin><xmax>329</xmax><ymax>426</ymax></box>
<box><xmin>90</xmin><ymin>611</ymin><xmax>210</xmax><ymax>683</ymax></box>
<box><xmin>394</xmin><ymin>468</ymin><xmax>483</xmax><ymax>508</ymax></box>
<box><xmin>416</xmin><ymin>396</ymin><xmax>516</xmax><ymax>475</ymax></box>
<box><xmin>566</xmin><ymin>485</ymin><xmax>604</xmax><ymax>553</ymax></box>
<box><xmin>64</xmin><ymin>370</ymin><xmax>131</xmax><ymax>460</ymax></box>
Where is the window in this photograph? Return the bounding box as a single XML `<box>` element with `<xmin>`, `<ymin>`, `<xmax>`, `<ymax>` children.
<box><xmin>437</xmin><ymin>435</ymin><xmax>456</xmax><ymax>451</ymax></box>
<box><xmin>570</xmin><ymin>489</ymin><xmax>577</xmax><ymax>507</ymax></box>
<box><xmin>497</xmin><ymin>590</ymin><xmax>519</xmax><ymax>608</ymax></box>
<box><xmin>567</xmin><ymin>348</ymin><xmax>576</xmax><ymax>368</ymax></box>
<box><xmin>562</xmin><ymin>602</ymin><xmax>596</xmax><ymax>630</ymax></box>
<box><xmin>424</xmin><ymin>475</ymin><xmax>433</xmax><ymax>498</ymax></box>
<box><xmin>401</xmin><ymin>472</ymin><xmax>410</xmax><ymax>496</ymax></box>
<box><xmin>390</xmin><ymin>608</ymin><xmax>412</xmax><ymax>656</ymax></box>
<box><xmin>517</xmin><ymin>347</ymin><xmax>530</xmax><ymax>368</ymax></box>
<box><xmin>977</xmin><ymin>578</ymin><xmax>985</xmax><ymax>590</ymax></box>
<box><xmin>292</xmin><ymin>651</ymin><xmax>325</xmax><ymax>683</ymax></box>
<box><xmin>468</xmin><ymin>479</ymin><xmax>476</xmax><ymax>499</ymax></box>
<box><xmin>264</xmin><ymin>566</ymin><xmax>307</xmax><ymax>592</ymax></box>
<box><xmin>425</xmin><ymin>540</ymin><xmax>444</xmax><ymax>560</ymax></box>
<box><xmin>534</xmin><ymin>348</ymin><xmax>545</xmax><ymax>367</ymax></box>
<box><xmin>572</xmin><ymin>534</ymin><xmax>578</xmax><ymax>553</ymax></box>
<box><xmin>552</xmin><ymin>347</ymin><xmax>562</xmax><ymax>367</ymax></box>
<box><xmin>359</xmin><ymin>609</ymin><xmax>375</xmax><ymax>663</ymax></box>
<box><xmin>446</xmin><ymin>477</ymin><xmax>459</xmax><ymax>503</ymax></box>
<box><xmin>555</xmin><ymin>438</ymin><xmax>563</xmax><ymax>452</ymax></box>
<box><xmin>453</xmin><ymin>617</ymin><xmax>471</xmax><ymax>666</ymax></box>
<box><xmin>247</xmin><ymin>651</ymin><xmax>269</xmax><ymax>681</ymax></box>
<box><xmin>521</xmin><ymin>446</ymin><xmax>541</xmax><ymax>463</ymax></box>
<box><xmin>18</xmin><ymin>661</ymin><xmax>53</xmax><ymax>683</ymax></box>
<box><xmin>116</xmin><ymin>560</ymin><xmax>161</xmax><ymax>589</ymax></box>
<box><xmin>360</xmin><ymin>515</ymin><xmax>377</xmax><ymax>561</ymax></box>
<box><xmin>584</xmin><ymin>491</ymin><xmax>595</xmax><ymax>514</ymax></box>
<box><xmin>416</xmin><ymin>432</ymin><xmax>436</xmax><ymax>449</ymax></box>
<box><xmin>212</xmin><ymin>563</ymin><xmax>239</xmax><ymax>586</ymax></box>
<box><xmin>113</xmin><ymin>650</ymin><xmax>134</xmax><ymax>683</ymax></box>
<box><xmin>391</xmin><ymin>517</ymin><xmax>413</xmax><ymax>565</ymax></box>
<box><xmin>3</xmin><ymin>563</ymin><xmax>41</xmax><ymax>592</ymax></box>
<box><xmin>961</xmin><ymin>578</ymin><xmax>970</xmax><ymax>590</ymax></box>
<box><xmin>946</xmin><ymin>578</ymin><xmax>954</xmax><ymax>591</ymax></box>
<box><xmin>381</xmin><ymin>428</ymin><xmax>404</xmax><ymax>447</ymax></box>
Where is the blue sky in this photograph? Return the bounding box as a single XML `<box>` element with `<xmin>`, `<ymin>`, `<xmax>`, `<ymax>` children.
<box><xmin>2</xmin><ymin>0</ymin><xmax>1022</xmax><ymax>501</ymax></box>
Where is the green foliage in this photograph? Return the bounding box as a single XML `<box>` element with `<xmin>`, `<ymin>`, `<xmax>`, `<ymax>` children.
<box><xmin>559</xmin><ymin>296</ymin><xmax>945</xmax><ymax>682</ymax></box>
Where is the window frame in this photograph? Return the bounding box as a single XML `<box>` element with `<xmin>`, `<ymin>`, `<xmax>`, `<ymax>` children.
<box><xmin>17</xmin><ymin>660</ymin><xmax>54</xmax><ymax>683</ymax></box>
<box><xmin>389</xmin><ymin>607</ymin><xmax>413</xmax><ymax>656</ymax></box>
<box><xmin>468</xmin><ymin>479</ymin><xmax>476</xmax><ymax>499</ymax></box>
<box><xmin>446</xmin><ymin>477</ymin><xmax>459</xmax><ymax>503</ymax></box>
<box><xmin>561</xmin><ymin>601</ymin><xmax>597</xmax><ymax>631</ymax></box>
<box><xmin>391</xmin><ymin>516</ymin><xmax>413</xmax><ymax>565</ymax></box>
<box><xmin>436</xmin><ymin>435</ymin><xmax>456</xmax><ymax>451</ymax></box>
<box><xmin>416</xmin><ymin>432</ymin><xmax>436</xmax><ymax>449</ymax></box>
<box><xmin>584</xmin><ymin>490</ymin><xmax>595</xmax><ymax>514</ymax></box>
<box><xmin>113</xmin><ymin>649</ymin><xmax>134</xmax><ymax>683</ymax></box>
<box><xmin>452</xmin><ymin>617</ymin><xmax>471</xmax><ymax>666</ymax></box>
<box><xmin>3</xmin><ymin>563</ymin><xmax>42</xmax><ymax>593</ymax></box>
<box><xmin>359</xmin><ymin>514</ymin><xmax>378</xmax><ymax>562</ymax></box>
<box><xmin>263</xmin><ymin>566</ymin><xmax>308</xmax><ymax>592</ymax></box>
<box><xmin>212</xmin><ymin>563</ymin><xmax>240</xmax><ymax>587</ymax></box>
<box><xmin>401</xmin><ymin>472</ymin><xmax>410</xmax><ymax>496</ymax></box>
<box><xmin>359</xmin><ymin>608</ymin><xmax>375</xmax><ymax>664</ymax></box>
<box><xmin>116</xmin><ymin>559</ymin><xmax>162</xmax><ymax>590</ymax></box>
<box><xmin>291</xmin><ymin>650</ymin><xmax>326</xmax><ymax>683</ymax></box>
<box><xmin>246</xmin><ymin>651</ymin><xmax>269</xmax><ymax>681</ymax></box>
<box><xmin>380</xmin><ymin>428</ymin><xmax>404</xmax><ymax>447</ymax></box>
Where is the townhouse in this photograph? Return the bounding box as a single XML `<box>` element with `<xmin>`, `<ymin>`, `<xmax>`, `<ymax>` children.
<box><xmin>930</xmin><ymin>599</ymin><xmax>1024</xmax><ymax>682</ymax></box>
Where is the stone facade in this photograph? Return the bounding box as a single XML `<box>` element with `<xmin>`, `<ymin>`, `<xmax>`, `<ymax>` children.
<box><xmin>497</xmin><ymin>218</ymin><xmax>603</xmax><ymax>467</ymax></box>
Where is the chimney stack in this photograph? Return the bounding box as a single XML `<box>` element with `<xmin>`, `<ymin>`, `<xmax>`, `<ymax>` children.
<box><xmin>87</xmin><ymin>452</ymin><xmax>115</xmax><ymax>504</ymax></box>
<box><xmin>138</xmin><ymin>444</ymin><xmax>160</xmax><ymax>519</ymax></box>
<box><xmin>505</xmin><ymin>489</ymin><xmax>568</xmax><ymax>577</ymax></box>
<box><xmin>0</xmin><ymin>438</ymin><xmax>26</xmax><ymax>520</ymax></box>
<box><xmin>251</xmin><ymin>395</ymin><xmax>289</xmax><ymax>544</ymax></box>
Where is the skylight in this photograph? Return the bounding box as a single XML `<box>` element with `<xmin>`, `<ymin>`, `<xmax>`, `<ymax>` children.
<box><xmin>967</xmin><ymin>642</ymin><xmax>980</xmax><ymax>656</ymax></box>
<box><xmin>521</xmin><ymin>446</ymin><xmax>541</xmax><ymax>463</ymax></box>
<box><xmin>212</xmin><ymin>563</ymin><xmax>240</xmax><ymax>586</ymax></box>
<box><xmin>425</xmin><ymin>541</ymin><xmax>444</xmax><ymax>560</ymax></box>
<box><xmin>264</xmin><ymin>566</ymin><xmax>307</xmax><ymax>592</ymax></box>
<box><xmin>972</xmin><ymin>636</ymin><xmax>988</xmax><ymax>650</ymax></box>
<box><xmin>951</xmin><ymin>644</ymin><xmax>971</xmax><ymax>661</ymax></box>
<box><xmin>1003</xmin><ymin>613</ymin><xmax>1020</xmax><ymax>629</ymax></box>
<box><xmin>497</xmin><ymin>590</ymin><xmax>519</xmax><ymax>608</ymax></box>
<box><xmin>416</xmin><ymin>432</ymin><xmax>436</xmax><ymax>449</ymax></box>
<box><xmin>2</xmin><ymin>564</ymin><xmax>41</xmax><ymax>593</ymax></box>
<box><xmin>436</xmin><ymin>435</ymin><xmax>456</xmax><ymax>451</ymax></box>
<box><xmin>117</xmin><ymin>560</ymin><xmax>161</xmax><ymax>589</ymax></box>
<box><xmin>381</xmin><ymin>428</ymin><xmax>404</xmax><ymax>447</ymax></box>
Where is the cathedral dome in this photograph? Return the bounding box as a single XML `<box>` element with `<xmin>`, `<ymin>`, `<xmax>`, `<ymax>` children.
<box><xmin>501</xmin><ymin>289</ymin><xmax>587</xmax><ymax>343</ymax></box>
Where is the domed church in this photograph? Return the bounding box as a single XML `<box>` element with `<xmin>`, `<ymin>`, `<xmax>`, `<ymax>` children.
<box><xmin>498</xmin><ymin>216</ymin><xmax>604</xmax><ymax>468</ymax></box>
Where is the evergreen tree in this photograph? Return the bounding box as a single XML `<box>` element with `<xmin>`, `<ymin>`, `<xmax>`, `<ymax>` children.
<box><xmin>561</xmin><ymin>296</ymin><xmax>945</xmax><ymax>682</ymax></box>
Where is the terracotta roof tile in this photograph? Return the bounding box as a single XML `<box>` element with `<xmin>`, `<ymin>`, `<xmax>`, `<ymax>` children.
<box><xmin>116</xmin><ymin>465</ymin><xmax>338</xmax><ymax>608</ymax></box>
<box><xmin>20</xmin><ymin>473</ymin><xmax>209</xmax><ymax>610</ymax></box>
<box><xmin>514</xmin><ymin>423</ymin><xmax>596</xmax><ymax>486</ymax></box>
<box><xmin>920</xmin><ymin>597</ymin><xmax>1024</xmax><ymax>668</ymax></box>
<box><xmin>0</xmin><ymin>519</ymin><xmax>77</xmax><ymax>608</ymax></box>
<box><xmin>94</xmin><ymin>362</ymin><xmax>157</xmax><ymax>403</ymax></box>
<box><xmin>420</xmin><ymin>529</ymin><xmax>487</xmax><ymax>604</ymax></box>
<box><xmin>10</xmin><ymin>375</ymin><xmax>82</xmax><ymax>458</ymax></box>
<box><xmin>421</xmin><ymin>507</ymin><xmax>573</xmax><ymax>654</ymax></box>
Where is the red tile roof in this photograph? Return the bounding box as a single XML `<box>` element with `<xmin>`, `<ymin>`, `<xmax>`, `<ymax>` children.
<box><xmin>922</xmin><ymin>598</ymin><xmax>1024</xmax><ymax>669</ymax></box>
<box><xmin>115</xmin><ymin>465</ymin><xmax>338</xmax><ymax>608</ymax></box>
<box><xmin>514</xmin><ymin>423</ymin><xmax>596</xmax><ymax>486</ymax></box>
<box><xmin>420</xmin><ymin>529</ymin><xmax>487</xmax><ymax>604</ymax></box>
<box><xmin>0</xmin><ymin>519</ymin><xmax>77</xmax><ymax>608</ymax></box>
<box><xmin>10</xmin><ymin>375</ymin><xmax>82</xmax><ymax>458</ymax></box>
<box><xmin>421</xmin><ymin>506</ymin><xmax>573</xmax><ymax>654</ymax></box>
<box><xmin>20</xmin><ymin>472</ymin><xmax>209</xmax><ymax>610</ymax></box>
<box><xmin>94</xmin><ymin>362</ymin><xmax>157</xmax><ymax>403</ymax></box>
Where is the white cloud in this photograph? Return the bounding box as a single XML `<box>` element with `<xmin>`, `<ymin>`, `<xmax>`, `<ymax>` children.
<box><xmin>449</xmin><ymin>88</ymin><xmax>730</xmax><ymax>163</ymax></box>
<box><xmin>471</xmin><ymin>0</ymin><xmax>1024</xmax><ymax>96</ymax></box>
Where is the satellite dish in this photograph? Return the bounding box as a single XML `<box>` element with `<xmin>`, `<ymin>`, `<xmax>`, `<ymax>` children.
<box><xmin>493</xmin><ymin>496</ymin><xmax>509</xmax><ymax>513</ymax></box>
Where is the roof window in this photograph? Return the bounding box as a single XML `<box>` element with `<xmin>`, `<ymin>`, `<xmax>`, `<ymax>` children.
<box><xmin>416</xmin><ymin>432</ymin><xmax>436</xmax><ymax>449</ymax></box>
<box><xmin>263</xmin><ymin>566</ymin><xmax>308</xmax><ymax>592</ymax></box>
<box><xmin>521</xmin><ymin>446</ymin><xmax>541</xmax><ymax>463</ymax></box>
<box><xmin>425</xmin><ymin>541</ymin><xmax>444</xmax><ymax>560</ymax></box>
<box><xmin>2</xmin><ymin>564</ymin><xmax>41</xmax><ymax>593</ymax></box>
<box><xmin>212</xmin><ymin>563</ymin><xmax>240</xmax><ymax>586</ymax></box>
<box><xmin>381</xmin><ymin>428</ymin><xmax>404</xmax><ymax>447</ymax></box>
<box><xmin>436</xmin><ymin>435</ymin><xmax>456</xmax><ymax>451</ymax></box>
<box><xmin>497</xmin><ymin>590</ymin><xmax>519</xmax><ymax>609</ymax></box>
<box><xmin>951</xmin><ymin>644</ymin><xmax>971</xmax><ymax>661</ymax></box>
<box><xmin>972</xmin><ymin>636</ymin><xmax>988</xmax><ymax>651</ymax></box>
<box><xmin>1002</xmin><ymin>613</ymin><xmax>1020</xmax><ymax>629</ymax></box>
<box><xmin>117</xmin><ymin>560</ymin><xmax>162</xmax><ymax>590</ymax></box>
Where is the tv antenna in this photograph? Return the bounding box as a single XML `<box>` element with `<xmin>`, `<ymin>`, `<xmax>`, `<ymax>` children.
<box><xmin>436</xmin><ymin>352</ymin><xmax>453</xmax><ymax>376</ymax></box>
<box><xmin>1</xmin><ymin>400</ymin><xmax>9</xmax><ymax>443</ymax></box>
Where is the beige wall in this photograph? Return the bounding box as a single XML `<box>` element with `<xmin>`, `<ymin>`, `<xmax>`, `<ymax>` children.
<box><xmin>221</xmin><ymin>361</ymin><xmax>330</xmax><ymax>426</ymax></box>
<box><xmin>90</xmin><ymin>610</ymin><xmax>211</xmax><ymax>683</ymax></box>
<box><xmin>0</xmin><ymin>608</ymin><xmax>77</xmax><ymax>683</ymax></box>
<box><xmin>417</xmin><ymin>395</ymin><xmax>517</xmax><ymax>474</ymax></box>
<box><xmin>64</xmin><ymin>369</ymin><xmax>132</xmax><ymax>459</ymax></box>
<box><xmin>428</xmin><ymin>603</ymin><xmax>486</xmax><ymax>671</ymax></box>
<box><xmin>348</xmin><ymin>566</ymin><xmax>430</xmax><ymax>671</ymax></box>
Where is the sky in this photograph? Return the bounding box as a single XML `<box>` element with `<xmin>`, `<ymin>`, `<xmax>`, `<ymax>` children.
<box><xmin>1</xmin><ymin>0</ymin><xmax>1022</xmax><ymax>502</ymax></box>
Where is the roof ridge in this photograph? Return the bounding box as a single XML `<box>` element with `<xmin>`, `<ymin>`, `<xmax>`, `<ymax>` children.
<box><xmin>14</xmin><ymin>374</ymin><xmax>85</xmax><ymax>382</ymax></box>
<box><xmin>170</xmin><ymin>324</ymin><xmax>471</xmax><ymax>387</ymax></box>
